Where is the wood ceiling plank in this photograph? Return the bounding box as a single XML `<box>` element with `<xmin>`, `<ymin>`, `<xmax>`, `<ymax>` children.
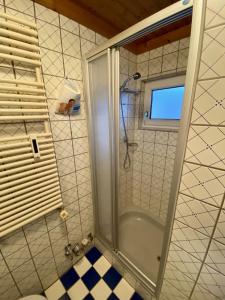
<box><xmin>74</xmin><ymin>0</ymin><xmax>138</xmax><ymax>29</ymax></box>
<box><xmin>134</xmin><ymin>24</ymin><xmax>191</xmax><ymax>54</ymax></box>
<box><xmin>113</xmin><ymin>0</ymin><xmax>147</xmax><ymax>22</ymax></box>
<box><xmin>34</xmin><ymin>0</ymin><xmax>191</xmax><ymax>55</ymax></box>
<box><xmin>133</xmin><ymin>0</ymin><xmax>176</xmax><ymax>14</ymax></box>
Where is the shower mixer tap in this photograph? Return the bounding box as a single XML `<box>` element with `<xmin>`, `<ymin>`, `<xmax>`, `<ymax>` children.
<box><xmin>64</xmin><ymin>233</ymin><xmax>94</xmax><ymax>259</ymax></box>
<box><xmin>65</xmin><ymin>244</ymin><xmax>73</xmax><ymax>260</ymax></box>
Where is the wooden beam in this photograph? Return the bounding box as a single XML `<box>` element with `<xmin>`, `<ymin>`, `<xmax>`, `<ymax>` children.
<box><xmin>134</xmin><ymin>24</ymin><xmax>191</xmax><ymax>54</ymax></box>
<box><xmin>34</xmin><ymin>0</ymin><xmax>119</xmax><ymax>38</ymax></box>
<box><xmin>74</xmin><ymin>0</ymin><xmax>137</xmax><ymax>29</ymax></box>
<box><xmin>33</xmin><ymin>0</ymin><xmax>191</xmax><ymax>55</ymax></box>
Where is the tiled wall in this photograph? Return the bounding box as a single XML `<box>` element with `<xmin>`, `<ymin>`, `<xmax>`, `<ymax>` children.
<box><xmin>160</xmin><ymin>1</ymin><xmax>225</xmax><ymax>299</ymax></box>
<box><xmin>133</xmin><ymin>39</ymin><xmax>190</xmax><ymax>224</ymax></box>
<box><xmin>119</xmin><ymin>38</ymin><xmax>190</xmax><ymax>225</ymax></box>
<box><xmin>0</xmin><ymin>1</ymin><xmax>106</xmax><ymax>299</ymax></box>
<box><xmin>119</xmin><ymin>48</ymin><xmax>137</xmax><ymax>211</ymax></box>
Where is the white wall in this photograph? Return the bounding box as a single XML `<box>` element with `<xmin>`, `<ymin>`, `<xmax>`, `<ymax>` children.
<box><xmin>0</xmin><ymin>1</ymin><xmax>106</xmax><ymax>298</ymax></box>
<box><xmin>160</xmin><ymin>1</ymin><xmax>225</xmax><ymax>298</ymax></box>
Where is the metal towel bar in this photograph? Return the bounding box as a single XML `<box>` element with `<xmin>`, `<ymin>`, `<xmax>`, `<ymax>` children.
<box><xmin>0</xmin><ymin>12</ymin><xmax>63</xmax><ymax>238</ymax></box>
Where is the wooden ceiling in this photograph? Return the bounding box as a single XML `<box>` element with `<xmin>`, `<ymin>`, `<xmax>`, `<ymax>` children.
<box><xmin>34</xmin><ymin>0</ymin><xmax>192</xmax><ymax>54</ymax></box>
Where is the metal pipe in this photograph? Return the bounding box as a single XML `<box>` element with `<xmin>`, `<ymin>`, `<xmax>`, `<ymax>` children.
<box><xmin>0</xmin><ymin>93</ymin><xmax>46</xmax><ymax>100</ymax></box>
<box><xmin>0</xmin><ymin>12</ymin><xmax>37</xmax><ymax>28</ymax></box>
<box><xmin>0</xmin><ymin>20</ymin><xmax>38</xmax><ymax>37</ymax></box>
<box><xmin>0</xmin><ymin>78</ymin><xmax>44</xmax><ymax>87</ymax></box>
<box><xmin>0</xmin><ymin>202</ymin><xmax>62</xmax><ymax>238</ymax></box>
<box><xmin>0</xmin><ymin>153</ymin><xmax>55</xmax><ymax>171</ymax></box>
<box><xmin>0</xmin><ymin>53</ymin><xmax>41</xmax><ymax>66</ymax></box>
<box><xmin>0</xmin><ymin>45</ymin><xmax>40</xmax><ymax>59</ymax></box>
<box><xmin>0</xmin><ymin>36</ymin><xmax>40</xmax><ymax>51</ymax></box>
<box><xmin>0</xmin><ymin>28</ymin><xmax>39</xmax><ymax>44</ymax></box>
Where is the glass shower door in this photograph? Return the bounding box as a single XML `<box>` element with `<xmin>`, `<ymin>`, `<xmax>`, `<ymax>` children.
<box><xmin>86</xmin><ymin>50</ymin><xmax>114</xmax><ymax>245</ymax></box>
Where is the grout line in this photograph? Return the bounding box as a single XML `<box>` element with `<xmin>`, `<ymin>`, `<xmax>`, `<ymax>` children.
<box><xmin>174</xmin><ymin>218</ymin><xmax>218</xmax><ymax>241</ymax></box>
<box><xmin>43</xmin><ymin>215</ymin><xmax>71</xmax><ymax>280</ymax></box>
<box><xmin>198</xmin><ymin>75</ymin><xmax>225</xmax><ymax>81</ymax></box>
<box><xmin>190</xmin><ymin>123</ymin><xmax>225</xmax><ymax>128</ymax></box>
<box><xmin>40</xmin><ymin>45</ymin><xmax>81</xmax><ymax>60</ymax></box>
<box><xmin>0</xmin><ymin>248</ymin><xmax>23</xmax><ymax>297</ymax></box>
<box><xmin>188</xmin><ymin>193</ymin><xmax>225</xmax><ymax>299</ymax></box>
<box><xmin>204</xmin><ymin>20</ymin><xmax>225</xmax><ymax>32</ymax></box>
<box><xmin>178</xmin><ymin>191</ymin><xmax>223</xmax><ymax>209</ymax></box>
<box><xmin>22</xmin><ymin>226</ymin><xmax>45</xmax><ymax>291</ymax></box>
<box><xmin>159</xmin><ymin>136</ymin><xmax>170</xmax><ymax>220</ymax></box>
<box><xmin>183</xmin><ymin>160</ymin><xmax>225</xmax><ymax>172</ymax></box>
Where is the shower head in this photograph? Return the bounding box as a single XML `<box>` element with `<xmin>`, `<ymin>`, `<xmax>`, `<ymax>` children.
<box><xmin>133</xmin><ymin>72</ymin><xmax>141</xmax><ymax>80</ymax></box>
<box><xmin>120</xmin><ymin>72</ymin><xmax>141</xmax><ymax>90</ymax></box>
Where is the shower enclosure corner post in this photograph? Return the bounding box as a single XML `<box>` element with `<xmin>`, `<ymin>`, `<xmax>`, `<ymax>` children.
<box><xmin>112</xmin><ymin>47</ymin><xmax>121</xmax><ymax>251</ymax></box>
<box><xmin>155</xmin><ymin>0</ymin><xmax>206</xmax><ymax>297</ymax></box>
<box><xmin>84</xmin><ymin>49</ymin><xmax>118</xmax><ymax>249</ymax></box>
<box><xmin>83</xmin><ymin>55</ymin><xmax>98</xmax><ymax>239</ymax></box>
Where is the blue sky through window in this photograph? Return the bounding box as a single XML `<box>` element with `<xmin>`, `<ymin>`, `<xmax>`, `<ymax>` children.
<box><xmin>150</xmin><ymin>86</ymin><xmax>184</xmax><ymax>120</ymax></box>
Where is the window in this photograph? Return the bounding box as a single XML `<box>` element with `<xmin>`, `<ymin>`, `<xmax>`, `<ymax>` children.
<box><xmin>143</xmin><ymin>74</ymin><xmax>185</xmax><ymax>130</ymax></box>
<box><xmin>151</xmin><ymin>86</ymin><xmax>184</xmax><ymax>119</ymax></box>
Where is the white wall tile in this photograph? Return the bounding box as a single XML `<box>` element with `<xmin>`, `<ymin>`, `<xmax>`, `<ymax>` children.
<box><xmin>171</xmin><ymin>220</ymin><xmax>210</xmax><ymax>261</ymax></box>
<box><xmin>175</xmin><ymin>194</ymin><xmax>219</xmax><ymax>237</ymax></box>
<box><xmin>185</xmin><ymin>126</ymin><xmax>225</xmax><ymax>169</ymax></box>
<box><xmin>40</xmin><ymin>48</ymin><xmax>64</xmax><ymax>76</ymax></box>
<box><xmin>51</xmin><ymin>121</ymin><xmax>71</xmax><ymax>141</ymax></box>
<box><xmin>163</xmin><ymin>41</ymin><xmax>179</xmax><ymax>54</ymax></box>
<box><xmin>148</xmin><ymin>57</ymin><xmax>162</xmax><ymax>75</ymax></box>
<box><xmin>197</xmin><ymin>264</ymin><xmax>225</xmax><ymax>299</ymax></box>
<box><xmin>191</xmin><ymin>78</ymin><xmax>225</xmax><ymax>126</ymax></box>
<box><xmin>96</xmin><ymin>33</ymin><xmax>107</xmax><ymax>45</ymax></box>
<box><xmin>71</xmin><ymin>120</ymin><xmax>87</xmax><ymax>138</ymax></box>
<box><xmin>137</xmin><ymin>61</ymin><xmax>148</xmax><ymax>77</ymax></box>
<box><xmin>73</xmin><ymin>137</ymin><xmax>89</xmax><ymax>155</ymax></box>
<box><xmin>60</xmin><ymin>14</ymin><xmax>79</xmax><ymax>35</ymax></box>
<box><xmin>54</xmin><ymin>140</ymin><xmax>73</xmax><ymax>159</ymax></box>
<box><xmin>81</xmin><ymin>38</ymin><xmax>96</xmax><ymax>56</ymax></box>
<box><xmin>64</xmin><ymin>55</ymin><xmax>82</xmax><ymax>80</ymax></box>
<box><xmin>199</xmin><ymin>25</ymin><xmax>225</xmax><ymax>79</ymax></box>
<box><xmin>205</xmin><ymin>0</ymin><xmax>225</xmax><ymax>29</ymax></box>
<box><xmin>5</xmin><ymin>0</ymin><xmax>34</xmax><ymax>16</ymax></box>
<box><xmin>37</xmin><ymin>20</ymin><xmax>62</xmax><ymax>52</ymax></box>
<box><xmin>150</xmin><ymin>46</ymin><xmax>163</xmax><ymax>59</ymax></box>
<box><xmin>35</xmin><ymin>2</ymin><xmax>59</xmax><ymax>25</ymax></box>
<box><xmin>180</xmin><ymin>163</ymin><xmax>225</xmax><ymax>207</ymax></box>
<box><xmin>57</xmin><ymin>157</ymin><xmax>75</xmax><ymax>176</ymax></box>
<box><xmin>162</xmin><ymin>52</ymin><xmax>178</xmax><ymax>72</ymax></box>
<box><xmin>62</xmin><ymin>30</ymin><xmax>81</xmax><ymax>58</ymax></box>
<box><xmin>80</xmin><ymin>24</ymin><xmax>95</xmax><ymax>42</ymax></box>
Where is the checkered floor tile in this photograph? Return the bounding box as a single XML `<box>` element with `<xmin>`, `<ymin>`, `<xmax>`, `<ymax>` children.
<box><xmin>44</xmin><ymin>247</ymin><xmax>143</xmax><ymax>300</ymax></box>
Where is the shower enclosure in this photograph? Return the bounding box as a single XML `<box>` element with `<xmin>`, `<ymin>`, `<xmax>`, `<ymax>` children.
<box><xmin>84</xmin><ymin>0</ymin><xmax>204</xmax><ymax>296</ymax></box>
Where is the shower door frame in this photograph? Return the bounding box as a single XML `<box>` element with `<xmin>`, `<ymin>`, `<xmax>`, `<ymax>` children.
<box><xmin>84</xmin><ymin>49</ymin><xmax>117</xmax><ymax>249</ymax></box>
<box><xmin>84</xmin><ymin>0</ymin><xmax>205</xmax><ymax>296</ymax></box>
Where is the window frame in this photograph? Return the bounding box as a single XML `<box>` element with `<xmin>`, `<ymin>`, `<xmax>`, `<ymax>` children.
<box><xmin>142</xmin><ymin>73</ymin><xmax>186</xmax><ymax>131</ymax></box>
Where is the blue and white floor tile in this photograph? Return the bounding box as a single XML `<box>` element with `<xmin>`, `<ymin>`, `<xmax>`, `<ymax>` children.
<box><xmin>44</xmin><ymin>247</ymin><xmax>143</xmax><ymax>300</ymax></box>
